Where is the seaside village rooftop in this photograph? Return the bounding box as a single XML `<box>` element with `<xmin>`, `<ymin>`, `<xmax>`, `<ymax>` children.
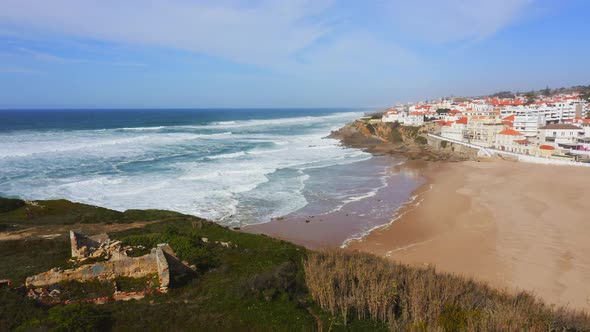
<box><xmin>380</xmin><ymin>91</ymin><xmax>590</xmax><ymax>162</ymax></box>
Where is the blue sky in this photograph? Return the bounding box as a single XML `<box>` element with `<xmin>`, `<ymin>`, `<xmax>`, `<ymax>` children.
<box><xmin>0</xmin><ymin>0</ymin><xmax>589</xmax><ymax>108</ymax></box>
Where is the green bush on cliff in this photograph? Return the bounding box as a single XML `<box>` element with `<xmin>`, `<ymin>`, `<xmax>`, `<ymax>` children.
<box><xmin>414</xmin><ymin>136</ymin><xmax>427</xmax><ymax>145</ymax></box>
<box><xmin>389</xmin><ymin>129</ymin><xmax>403</xmax><ymax>143</ymax></box>
<box><xmin>0</xmin><ymin>197</ymin><xmax>26</xmax><ymax>213</ymax></box>
<box><xmin>47</xmin><ymin>304</ymin><xmax>112</xmax><ymax>332</ymax></box>
<box><xmin>402</xmin><ymin>125</ymin><xmax>421</xmax><ymax>138</ymax></box>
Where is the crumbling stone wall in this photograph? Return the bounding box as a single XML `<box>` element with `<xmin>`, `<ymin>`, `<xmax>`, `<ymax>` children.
<box><xmin>70</xmin><ymin>230</ymin><xmax>109</xmax><ymax>258</ymax></box>
<box><xmin>155</xmin><ymin>245</ymin><xmax>170</xmax><ymax>288</ymax></box>
<box><xmin>26</xmin><ymin>247</ymin><xmax>168</xmax><ymax>288</ymax></box>
<box><xmin>26</xmin><ymin>231</ymin><xmax>196</xmax><ymax>294</ymax></box>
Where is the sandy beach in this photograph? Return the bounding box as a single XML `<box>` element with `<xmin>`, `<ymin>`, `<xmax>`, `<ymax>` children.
<box><xmin>347</xmin><ymin>159</ymin><xmax>590</xmax><ymax>311</ymax></box>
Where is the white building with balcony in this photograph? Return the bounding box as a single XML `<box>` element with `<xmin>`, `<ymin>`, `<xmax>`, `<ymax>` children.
<box><xmin>514</xmin><ymin>109</ymin><xmax>546</xmax><ymax>140</ymax></box>
<box><xmin>538</xmin><ymin>123</ymin><xmax>585</xmax><ymax>148</ymax></box>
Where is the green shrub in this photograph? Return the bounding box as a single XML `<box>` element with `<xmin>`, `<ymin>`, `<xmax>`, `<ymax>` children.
<box><xmin>243</xmin><ymin>261</ymin><xmax>305</xmax><ymax>302</ymax></box>
<box><xmin>0</xmin><ymin>197</ymin><xmax>25</xmax><ymax>213</ymax></box>
<box><xmin>389</xmin><ymin>129</ymin><xmax>403</xmax><ymax>143</ymax></box>
<box><xmin>0</xmin><ymin>288</ymin><xmax>44</xmax><ymax>331</ymax></box>
<box><xmin>47</xmin><ymin>304</ymin><xmax>111</xmax><ymax>332</ymax></box>
<box><xmin>414</xmin><ymin>136</ymin><xmax>427</xmax><ymax>145</ymax></box>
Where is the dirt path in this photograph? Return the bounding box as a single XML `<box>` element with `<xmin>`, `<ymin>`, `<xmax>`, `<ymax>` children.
<box><xmin>0</xmin><ymin>220</ymin><xmax>161</xmax><ymax>241</ymax></box>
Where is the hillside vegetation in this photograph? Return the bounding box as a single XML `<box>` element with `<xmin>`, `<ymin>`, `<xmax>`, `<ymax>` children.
<box><xmin>305</xmin><ymin>251</ymin><xmax>590</xmax><ymax>331</ymax></box>
<box><xmin>1</xmin><ymin>197</ymin><xmax>589</xmax><ymax>331</ymax></box>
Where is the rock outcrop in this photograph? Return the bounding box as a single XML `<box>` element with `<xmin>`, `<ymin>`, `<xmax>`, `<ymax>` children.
<box><xmin>329</xmin><ymin>120</ymin><xmax>475</xmax><ymax>162</ymax></box>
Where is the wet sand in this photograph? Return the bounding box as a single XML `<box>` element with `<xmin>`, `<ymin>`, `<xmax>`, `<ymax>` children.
<box><xmin>244</xmin><ymin>159</ymin><xmax>427</xmax><ymax>249</ymax></box>
<box><xmin>347</xmin><ymin>159</ymin><xmax>590</xmax><ymax>311</ymax></box>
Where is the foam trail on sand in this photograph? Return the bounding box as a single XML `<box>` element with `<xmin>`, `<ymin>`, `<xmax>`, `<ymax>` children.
<box><xmin>340</xmin><ymin>184</ymin><xmax>434</xmax><ymax>248</ymax></box>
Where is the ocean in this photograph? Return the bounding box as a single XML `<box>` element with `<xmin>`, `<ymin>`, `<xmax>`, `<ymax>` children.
<box><xmin>0</xmin><ymin>108</ymin><xmax>418</xmax><ymax>231</ymax></box>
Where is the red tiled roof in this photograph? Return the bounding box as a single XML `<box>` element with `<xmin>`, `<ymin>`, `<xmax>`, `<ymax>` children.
<box><xmin>539</xmin><ymin>145</ymin><xmax>555</xmax><ymax>150</ymax></box>
<box><xmin>456</xmin><ymin>117</ymin><xmax>468</xmax><ymax>125</ymax></box>
<box><xmin>498</xmin><ymin>128</ymin><xmax>524</xmax><ymax>136</ymax></box>
<box><xmin>502</xmin><ymin>114</ymin><xmax>515</xmax><ymax>121</ymax></box>
<box><xmin>571</xmin><ymin>117</ymin><xmax>590</xmax><ymax>124</ymax></box>
<box><xmin>539</xmin><ymin>123</ymin><xmax>582</xmax><ymax>130</ymax></box>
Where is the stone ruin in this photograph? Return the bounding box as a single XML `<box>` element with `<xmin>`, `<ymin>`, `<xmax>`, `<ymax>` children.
<box><xmin>70</xmin><ymin>230</ymin><xmax>111</xmax><ymax>259</ymax></box>
<box><xmin>25</xmin><ymin>231</ymin><xmax>196</xmax><ymax>302</ymax></box>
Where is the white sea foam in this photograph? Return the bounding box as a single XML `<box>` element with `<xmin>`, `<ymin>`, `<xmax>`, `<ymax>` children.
<box><xmin>0</xmin><ymin>110</ymin><xmax>373</xmax><ymax>224</ymax></box>
<box><xmin>206</xmin><ymin>151</ymin><xmax>246</xmax><ymax>160</ymax></box>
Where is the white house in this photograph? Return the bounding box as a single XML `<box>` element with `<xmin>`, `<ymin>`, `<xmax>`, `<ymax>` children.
<box><xmin>383</xmin><ymin>110</ymin><xmax>424</xmax><ymax>126</ymax></box>
<box><xmin>495</xmin><ymin>128</ymin><xmax>531</xmax><ymax>154</ymax></box>
<box><xmin>405</xmin><ymin>112</ymin><xmax>425</xmax><ymax>126</ymax></box>
<box><xmin>441</xmin><ymin>117</ymin><xmax>468</xmax><ymax>141</ymax></box>
<box><xmin>443</xmin><ymin>109</ymin><xmax>462</xmax><ymax>122</ymax></box>
<box><xmin>382</xmin><ymin>110</ymin><xmax>404</xmax><ymax>123</ymax></box>
<box><xmin>538</xmin><ymin>123</ymin><xmax>584</xmax><ymax>148</ymax></box>
<box><xmin>466</xmin><ymin>116</ymin><xmax>505</xmax><ymax>147</ymax></box>
<box><xmin>513</xmin><ymin>109</ymin><xmax>546</xmax><ymax>140</ymax></box>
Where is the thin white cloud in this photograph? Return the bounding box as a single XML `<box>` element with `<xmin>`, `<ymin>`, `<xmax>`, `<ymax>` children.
<box><xmin>386</xmin><ymin>0</ymin><xmax>535</xmax><ymax>43</ymax></box>
<box><xmin>0</xmin><ymin>0</ymin><xmax>334</xmax><ymax>66</ymax></box>
<box><xmin>0</xmin><ymin>66</ymin><xmax>44</xmax><ymax>75</ymax></box>
<box><xmin>285</xmin><ymin>31</ymin><xmax>418</xmax><ymax>76</ymax></box>
<box><xmin>0</xmin><ymin>0</ymin><xmax>537</xmax><ymax>81</ymax></box>
<box><xmin>16</xmin><ymin>48</ymin><xmax>146</xmax><ymax>67</ymax></box>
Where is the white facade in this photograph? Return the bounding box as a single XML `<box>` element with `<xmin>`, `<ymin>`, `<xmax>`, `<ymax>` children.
<box><xmin>514</xmin><ymin>110</ymin><xmax>546</xmax><ymax>139</ymax></box>
<box><xmin>441</xmin><ymin>122</ymin><xmax>467</xmax><ymax>141</ymax></box>
<box><xmin>538</xmin><ymin>124</ymin><xmax>584</xmax><ymax>147</ymax></box>
<box><xmin>495</xmin><ymin>129</ymin><xmax>531</xmax><ymax>154</ymax></box>
<box><xmin>383</xmin><ymin>111</ymin><xmax>423</xmax><ymax>126</ymax></box>
<box><xmin>466</xmin><ymin>117</ymin><xmax>505</xmax><ymax>147</ymax></box>
<box><xmin>382</xmin><ymin>111</ymin><xmax>403</xmax><ymax>123</ymax></box>
<box><xmin>539</xmin><ymin>102</ymin><xmax>581</xmax><ymax>123</ymax></box>
<box><xmin>405</xmin><ymin>113</ymin><xmax>425</xmax><ymax>126</ymax></box>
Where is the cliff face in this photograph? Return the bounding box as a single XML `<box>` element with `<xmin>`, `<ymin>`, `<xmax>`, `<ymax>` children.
<box><xmin>329</xmin><ymin>120</ymin><xmax>475</xmax><ymax>162</ymax></box>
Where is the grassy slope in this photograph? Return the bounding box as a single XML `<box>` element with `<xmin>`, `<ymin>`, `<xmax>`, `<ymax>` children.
<box><xmin>0</xmin><ymin>198</ymin><xmax>382</xmax><ymax>331</ymax></box>
<box><xmin>0</xmin><ymin>197</ymin><xmax>182</xmax><ymax>225</ymax></box>
<box><xmin>1</xmin><ymin>198</ymin><xmax>588</xmax><ymax>331</ymax></box>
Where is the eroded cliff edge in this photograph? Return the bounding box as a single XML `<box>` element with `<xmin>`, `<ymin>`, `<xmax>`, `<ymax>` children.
<box><xmin>329</xmin><ymin>119</ymin><xmax>478</xmax><ymax>162</ymax></box>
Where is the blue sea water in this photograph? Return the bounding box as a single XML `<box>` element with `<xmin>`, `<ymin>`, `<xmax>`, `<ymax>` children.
<box><xmin>0</xmin><ymin>108</ymin><xmax>401</xmax><ymax>227</ymax></box>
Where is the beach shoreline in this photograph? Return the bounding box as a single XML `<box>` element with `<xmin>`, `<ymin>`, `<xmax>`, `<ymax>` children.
<box><xmin>345</xmin><ymin>159</ymin><xmax>590</xmax><ymax>311</ymax></box>
<box><xmin>246</xmin><ymin>119</ymin><xmax>590</xmax><ymax>312</ymax></box>
<box><xmin>243</xmin><ymin>156</ymin><xmax>426</xmax><ymax>249</ymax></box>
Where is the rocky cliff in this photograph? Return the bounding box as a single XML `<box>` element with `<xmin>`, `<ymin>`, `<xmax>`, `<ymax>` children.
<box><xmin>329</xmin><ymin>120</ymin><xmax>476</xmax><ymax>162</ymax></box>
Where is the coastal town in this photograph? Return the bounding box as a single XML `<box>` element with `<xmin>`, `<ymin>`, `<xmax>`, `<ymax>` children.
<box><xmin>380</xmin><ymin>89</ymin><xmax>590</xmax><ymax>162</ymax></box>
